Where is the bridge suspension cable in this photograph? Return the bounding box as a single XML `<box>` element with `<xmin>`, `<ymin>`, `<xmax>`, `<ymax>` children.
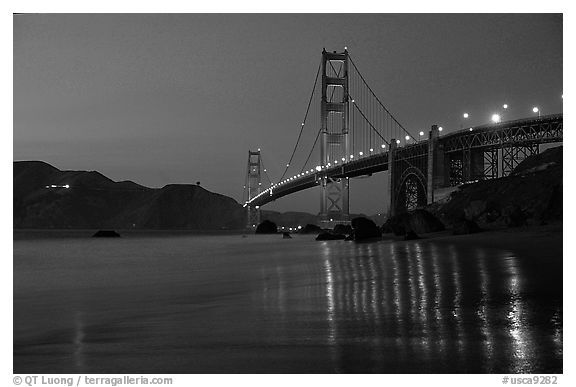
<box><xmin>278</xmin><ymin>59</ymin><xmax>322</xmax><ymax>182</ymax></box>
<box><xmin>348</xmin><ymin>54</ymin><xmax>417</xmax><ymax>141</ymax></box>
<box><xmin>259</xmin><ymin>155</ymin><xmax>274</xmax><ymax>186</ymax></box>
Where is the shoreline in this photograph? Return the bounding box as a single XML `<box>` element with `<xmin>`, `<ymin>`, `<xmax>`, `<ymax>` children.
<box><xmin>13</xmin><ymin>222</ymin><xmax>563</xmax><ymax>246</ymax></box>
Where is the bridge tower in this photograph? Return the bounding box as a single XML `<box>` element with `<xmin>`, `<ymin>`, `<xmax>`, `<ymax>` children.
<box><xmin>319</xmin><ymin>48</ymin><xmax>350</xmax><ymax>224</ymax></box>
<box><xmin>244</xmin><ymin>150</ymin><xmax>262</xmax><ymax>229</ymax></box>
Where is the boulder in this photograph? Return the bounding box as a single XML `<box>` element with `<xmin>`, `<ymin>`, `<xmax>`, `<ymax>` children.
<box><xmin>464</xmin><ymin>200</ymin><xmax>487</xmax><ymax>219</ymax></box>
<box><xmin>92</xmin><ymin>230</ymin><xmax>121</xmax><ymax>238</ymax></box>
<box><xmin>334</xmin><ymin>224</ymin><xmax>353</xmax><ymax>235</ymax></box>
<box><xmin>382</xmin><ymin>217</ymin><xmax>406</xmax><ymax>236</ymax></box>
<box><xmin>255</xmin><ymin>220</ymin><xmax>278</xmax><ymax>234</ymax></box>
<box><xmin>300</xmin><ymin>224</ymin><xmax>322</xmax><ymax>234</ymax></box>
<box><xmin>351</xmin><ymin>217</ymin><xmax>381</xmax><ymax>241</ymax></box>
<box><xmin>315</xmin><ymin>232</ymin><xmax>346</xmax><ymax>241</ymax></box>
<box><xmin>382</xmin><ymin>210</ymin><xmax>444</xmax><ymax>236</ymax></box>
<box><xmin>405</xmin><ymin>210</ymin><xmax>445</xmax><ymax>234</ymax></box>
<box><xmin>503</xmin><ymin>204</ymin><xmax>527</xmax><ymax>228</ymax></box>
<box><xmin>282</xmin><ymin>232</ymin><xmax>292</xmax><ymax>239</ymax></box>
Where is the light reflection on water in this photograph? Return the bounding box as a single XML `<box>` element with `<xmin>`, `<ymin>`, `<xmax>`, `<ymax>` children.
<box><xmin>14</xmin><ymin>234</ymin><xmax>562</xmax><ymax>373</ymax></box>
<box><xmin>315</xmin><ymin>239</ymin><xmax>561</xmax><ymax>373</ymax></box>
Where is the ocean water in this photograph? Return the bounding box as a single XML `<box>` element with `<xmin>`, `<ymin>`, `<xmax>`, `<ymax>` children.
<box><xmin>13</xmin><ymin>231</ymin><xmax>562</xmax><ymax>373</ymax></box>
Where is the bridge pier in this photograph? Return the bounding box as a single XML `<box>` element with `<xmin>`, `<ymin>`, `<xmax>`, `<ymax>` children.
<box><xmin>244</xmin><ymin>150</ymin><xmax>263</xmax><ymax>230</ymax></box>
<box><xmin>427</xmin><ymin>125</ymin><xmax>449</xmax><ymax>204</ymax></box>
<box><xmin>387</xmin><ymin>139</ymin><xmax>397</xmax><ymax>217</ymax></box>
<box><xmin>463</xmin><ymin>148</ymin><xmax>485</xmax><ymax>181</ymax></box>
<box><xmin>319</xmin><ymin>48</ymin><xmax>350</xmax><ymax>225</ymax></box>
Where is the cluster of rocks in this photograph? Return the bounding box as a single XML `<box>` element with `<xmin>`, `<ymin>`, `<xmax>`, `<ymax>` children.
<box><xmin>315</xmin><ymin>217</ymin><xmax>381</xmax><ymax>242</ymax></box>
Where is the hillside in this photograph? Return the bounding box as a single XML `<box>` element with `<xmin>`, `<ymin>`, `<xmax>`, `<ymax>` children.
<box><xmin>13</xmin><ymin>161</ymin><xmax>246</xmax><ymax>230</ymax></box>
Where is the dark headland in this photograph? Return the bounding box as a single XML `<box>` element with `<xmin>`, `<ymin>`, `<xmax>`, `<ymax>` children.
<box><xmin>13</xmin><ymin>161</ymin><xmax>247</xmax><ymax>230</ymax></box>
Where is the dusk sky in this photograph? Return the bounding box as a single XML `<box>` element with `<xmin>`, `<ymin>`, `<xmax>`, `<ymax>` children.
<box><xmin>13</xmin><ymin>14</ymin><xmax>562</xmax><ymax>214</ymax></box>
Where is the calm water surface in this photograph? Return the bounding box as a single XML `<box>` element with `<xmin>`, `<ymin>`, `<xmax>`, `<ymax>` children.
<box><xmin>14</xmin><ymin>232</ymin><xmax>562</xmax><ymax>373</ymax></box>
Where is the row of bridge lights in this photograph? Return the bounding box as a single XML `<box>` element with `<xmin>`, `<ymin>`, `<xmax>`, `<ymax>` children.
<box><xmin>461</xmin><ymin>104</ymin><xmax>543</xmax><ymax>127</ymax></box>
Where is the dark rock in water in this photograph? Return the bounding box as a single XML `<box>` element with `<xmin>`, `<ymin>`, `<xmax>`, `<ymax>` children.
<box><xmin>255</xmin><ymin>220</ymin><xmax>277</xmax><ymax>234</ymax></box>
<box><xmin>453</xmin><ymin>219</ymin><xmax>482</xmax><ymax>235</ymax></box>
<box><xmin>300</xmin><ymin>224</ymin><xmax>322</xmax><ymax>234</ymax></box>
<box><xmin>404</xmin><ymin>230</ymin><xmax>420</xmax><ymax>240</ymax></box>
<box><xmin>282</xmin><ymin>232</ymin><xmax>292</xmax><ymax>239</ymax></box>
<box><xmin>351</xmin><ymin>217</ymin><xmax>381</xmax><ymax>241</ymax></box>
<box><xmin>92</xmin><ymin>230</ymin><xmax>121</xmax><ymax>238</ymax></box>
<box><xmin>334</xmin><ymin>224</ymin><xmax>353</xmax><ymax>235</ymax></box>
<box><xmin>316</xmin><ymin>232</ymin><xmax>346</xmax><ymax>241</ymax></box>
<box><xmin>344</xmin><ymin>234</ymin><xmax>354</xmax><ymax>241</ymax></box>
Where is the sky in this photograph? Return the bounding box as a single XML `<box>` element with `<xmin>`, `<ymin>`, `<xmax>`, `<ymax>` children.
<box><xmin>13</xmin><ymin>14</ymin><xmax>563</xmax><ymax>214</ymax></box>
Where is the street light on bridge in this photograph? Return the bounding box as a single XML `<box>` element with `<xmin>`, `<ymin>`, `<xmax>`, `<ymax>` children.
<box><xmin>461</xmin><ymin>112</ymin><xmax>470</xmax><ymax>129</ymax></box>
<box><xmin>491</xmin><ymin>114</ymin><xmax>501</xmax><ymax>123</ymax></box>
<box><xmin>501</xmin><ymin>104</ymin><xmax>509</xmax><ymax>120</ymax></box>
<box><xmin>533</xmin><ymin>106</ymin><xmax>541</xmax><ymax>117</ymax></box>
<box><xmin>419</xmin><ymin>131</ymin><xmax>424</xmax><ymax>141</ymax></box>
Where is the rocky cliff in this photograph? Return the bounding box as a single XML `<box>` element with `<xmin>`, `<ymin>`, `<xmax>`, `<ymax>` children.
<box><xmin>428</xmin><ymin>145</ymin><xmax>562</xmax><ymax>229</ymax></box>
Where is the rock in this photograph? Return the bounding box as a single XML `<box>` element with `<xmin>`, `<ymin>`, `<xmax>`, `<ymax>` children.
<box><xmin>282</xmin><ymin>232</ymin><xmax>292</xmax><ymax>239</ymax></box>
<box><xmin>382</xmin><ymin>217</ymin><xmax>406</xmax><ymax>236</ymax></box>
<box><xmin>334</xmin><ymin>224</ymin><xmax>353</xmax><ymax>235</ymax></box>
<box><xmin>464</xmin><ymin>200</ymin><xmax>487</xmax><ymax>219</ymax></box>
<box><xmin>92</xmin><ymin>230</ymin><xmax>120</xmax><ymax>237</ymax></box>
<box><xmin>315</xmin><ymin>232</ymin><xmax>346</xmax><ymax>241</ymax></box>
<box><xmin>300</xmin><ymin>224</ymin><xmax>322</xmax><ymax>234</ymax></box>
<box><xmin>503</xmin><ymin>205</ymin><xmax>527</xmax><ymax>228</ymax></box>
<box><xmin>255</xmin><ymin>220</ymin><xmax>277</xmax><ymax>234</ymax></box>
<box><xmin>405</xmin><ymin>210</ymin><xmax>445</xmax><ymax>234</ymax></box>
<box><xmin>351</xmin><ymin>217</ymin><xmax>381</xmax><ymax>241</ymax></box>
<box><xmin>453</xmin><ymin>219</ymin><xmax>482</xmax><ymax>235</ymax></box>
<box><xmin>382</xmin><ymin>210</ymin><xmax>444</xmax><ymax>236</ymax></box>
<box><xmin>404</xmin><ymin>230</ymin><xmax>420</xmax><ymax>240</ymax></box>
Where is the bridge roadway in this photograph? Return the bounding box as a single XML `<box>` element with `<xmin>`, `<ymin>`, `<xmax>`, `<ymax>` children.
<box><xmin>247</xmin><ymin>113</ymin><xmax>563</xmax><ymax>208</ymax></box>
